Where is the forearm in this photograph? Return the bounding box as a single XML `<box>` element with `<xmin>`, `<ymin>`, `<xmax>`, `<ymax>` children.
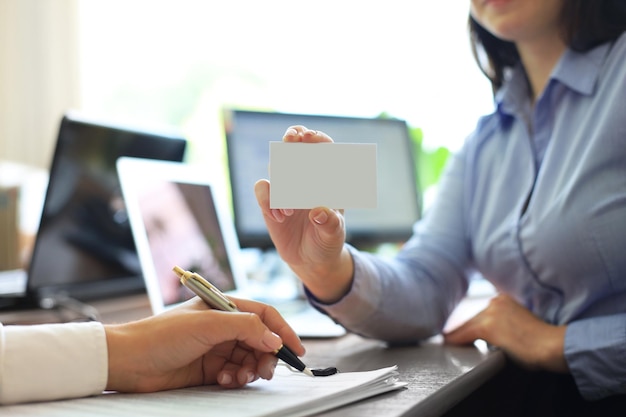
<box><xmin>307</xmin><ymin>245</ymin><xmax>468</xmax><ymax>342</ymax></box>
<box><xmin>0</xmin><ymin>322</ymin><xmax>107</xmax><ymax>404</ymax></box>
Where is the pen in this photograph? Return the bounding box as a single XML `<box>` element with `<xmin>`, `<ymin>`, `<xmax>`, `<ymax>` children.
<box><xmin>172</xmin><ymin>266</ymin><xmax>314</xmax><ymax>377</ymax></box>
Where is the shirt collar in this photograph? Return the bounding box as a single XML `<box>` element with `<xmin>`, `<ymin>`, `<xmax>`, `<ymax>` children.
<box><xmin>494</xmin><ymin>39</ymin><xmax>613</xmax><ymax>118</ymax></box>
<box><xmin>495</xmin><ymin>66</ymin><xmax>528</xmax><ymax>119</ymax></box>
<box><xmin>552</xmin><ymin>40</ymin><xmax>611</xmax><ymax>96</ymax></box>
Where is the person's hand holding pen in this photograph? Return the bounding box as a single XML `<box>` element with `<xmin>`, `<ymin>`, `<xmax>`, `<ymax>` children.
<box><xmin>104</xmin><ymin>296</ymin><xmax>305</xmax><ymax>393</ymax></box>
<box><xmin>254</xmin><ymin>126</ymin><xmax>355</xmax><ymax>304</ymax></box>
<box><xmin>173</xmin><ymin>266</ymin><xmax>315</xmax><ymax>376</ymax></box>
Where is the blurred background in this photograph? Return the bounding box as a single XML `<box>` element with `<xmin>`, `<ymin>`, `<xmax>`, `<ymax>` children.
<box><xmin>1</xmin><ymin>0</ymin><xmax>492</xmax><ymax>167</ymax></box>
<box><xmin>0</xmin><ymin>0</ymin><xmax>494</xmax><ymax>270</ymax></box>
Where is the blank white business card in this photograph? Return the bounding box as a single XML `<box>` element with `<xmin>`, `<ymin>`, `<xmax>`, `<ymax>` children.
<box><xmin>270</xmin><ymin>142</ymin><xmax>377</xmax><ymax>209</ymax></box>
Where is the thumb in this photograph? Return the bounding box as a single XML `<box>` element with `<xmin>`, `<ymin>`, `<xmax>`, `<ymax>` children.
<box><xmin>254</xmin><ymin>179</ymin><xmax>270</xmax><ymax>213</ymax></box>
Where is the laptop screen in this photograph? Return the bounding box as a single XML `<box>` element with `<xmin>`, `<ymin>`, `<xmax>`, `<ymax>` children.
<box><xmin>26</xmin><ymin>113</ymin><xmax>187</xmax><ymax>301</ymax></box>
<box><xmin>117</xmin><ymin>158</ymin><xmax>245</xmax><ymax>313</ymax></box>
<box><xmin>223</xmin><ymin>109</ymin><xmax>422</xmax><ymax>250</ymax></box>
<box><xmin>132</xmin><ymin>180</ymin><xmax>237</xmax><ymax>308</ymax></box>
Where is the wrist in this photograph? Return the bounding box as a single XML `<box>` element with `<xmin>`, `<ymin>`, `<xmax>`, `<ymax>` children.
<box><xmin>296</xmin><ymin>246</ymin><xmax>354</xmax><ymax>304</ymax></box>
<box><xmin>104</xmin><ymin>323</ymin><xmax>140</xmax><ymax>392</ymax></box>
<box><xmin>537</xmin><ymin>324</ymin><xmax>569</xmax><ymax>373</ymax></box>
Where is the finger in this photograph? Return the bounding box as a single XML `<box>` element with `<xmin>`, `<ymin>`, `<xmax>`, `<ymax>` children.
<box><xmin>196</xmin><ymin>310</ymin><xmax>284</xmax><ymax>354</ymax></box>
<box><xmin>309</xmin><ymin>207</ymin><xmax>346</xmax><ymax>241</ymax></box>
<box><xmin>236</xmin><ymin>367</ymin><xmax>259</xmax><ymax>386</ymax></box>
<box><xmin>283</xmin><ymin>125</ymin><xmax>333</xmax><ymax>143</ymax></box>
<box><xmin>217</xmin><ymin>349</ymin><xmax>277</xmax><ymax>387</ymax></box>
<box><xmin>217</xmin><ymin>370</ymin><xmax>236</xmax><ymax>387</ymax></box>
<box><xmin>236</xmin><ymin>350</ymin><xmax>262</xmax><ymax>385</ymax></box>
<box><xmin>254</xmin><ymin>178</ymin><xmax>272</xmax><ymax>217</ymax></box>
<box><xmin>220</xmin><ymin>355</ymin><xmax>271</xmax><ymax>388</ymax></box>
<box><xmin>213</xmin><ymin>353</ymin><xmax>253</xmax><ymax>388</ymax></box>
<box><xmin>283</xmin><ymin>125</ymin><xmax>305</xmax><ymax>142</ymax></box>
<box><xmin>443</xmin><ymin>318</ymin><xmax>483</xmax><ymax>346</ymax></box>
<box><xmin>175</xmin><ymin>299</ymin><xmax>288</xmax><ymax>353</ymax></box>
<box><xmin>254</xmin><ymin>179</ymin><xmax>295</xmax><ymax>223</ymax></box>
<box><xmin>302</xmin><ymin>128</ymin><xmax>333</xmax><ymax>143</ymax></box>
<box><xmin>234</xmin><ymin>298</ymin><xmax>305</xmax><ymax>356</ymax></box>
<box><xmin>258</xmin><ymin>355</ymin><xmax>278</xmax><ymax>380</ymax></box>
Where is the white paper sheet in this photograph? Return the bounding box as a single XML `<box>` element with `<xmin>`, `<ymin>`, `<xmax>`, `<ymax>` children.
<box><xmin>2</xmin><ymin>365</ymin><xmax>406</xmax><ymax>417</ymax></box>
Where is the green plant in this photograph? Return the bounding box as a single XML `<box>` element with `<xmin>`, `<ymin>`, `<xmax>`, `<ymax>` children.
<box><xmin>377</xmin><ymin>113</ymin><xmax>450</xmax><ymax>196</ymax></box>
<box><xmin>408</xmin><ymin>125</ymin><xmax>450</xmax><ymax>193</ymax></box>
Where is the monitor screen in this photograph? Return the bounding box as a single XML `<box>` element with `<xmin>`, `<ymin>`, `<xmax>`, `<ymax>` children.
<box><xmin>27</xmin><ymin>113</ymin><xmax>187</xmax><ymax>300</ymax></box>
<box><xmin>223</xmin><ymin>109</ymin><xmax>421</xmax><ymax>250</ymax></box>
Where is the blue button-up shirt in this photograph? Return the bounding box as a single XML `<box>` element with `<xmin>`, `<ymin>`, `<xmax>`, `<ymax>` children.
<box><xmin>311</xmin><ymin>33</ymin><xmax>626</xmax><ymax>400</ymax></box>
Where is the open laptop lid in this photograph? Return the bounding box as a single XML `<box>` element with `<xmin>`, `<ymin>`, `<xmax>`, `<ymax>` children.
<box><xmin>117</xmin><ymin>157</ymin><xmax>248</xmax><ymax>314</ymax></box>
<box><xmin>24</xmin><ymin>113</ymin><xmax>187</xmax><ymax>305</ymax></box>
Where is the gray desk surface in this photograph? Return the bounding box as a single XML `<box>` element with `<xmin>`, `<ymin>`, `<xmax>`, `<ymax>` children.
<box><xmin>303</xmin><ymin>287</ymin><xmax>503</xmax><ymax>416</ymax></box>
<box><xmin>303</xmin><ymin>333</ymin><xmax>505</xmax><ymax>417</ymax></box>
<box><xmin>1</xmin><ymin>293</ymin><xmax>504</xmax><ymax>417</ymax></box>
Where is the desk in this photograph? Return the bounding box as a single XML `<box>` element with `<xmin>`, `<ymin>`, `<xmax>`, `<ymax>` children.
<box><xmin>302</xmin><ymin>294</ymin><xmax>504</xmax><ymax>416</ymax></box>
<box><xmin>95</xmin><ymin>293</ymin><xmax>503</xmax><ymax>416</ymax></box>
<box><xmin>0</xmin><ymin>293</ymin><xmax>153</xmax><ymax>325</ymax></box>
<box><xmin>1</xmin><ymin>293</ymin><xmax>504</xmax><ymax>416</ymax></box>
<box><xmin>302</xmin><ymin>334</ymin><xmax>505</xmax><ymax>417</ymax></box>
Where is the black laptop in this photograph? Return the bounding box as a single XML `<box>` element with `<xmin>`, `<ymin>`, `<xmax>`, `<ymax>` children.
<box><xmin>0</xmin><ymin>112</ymin><xmax>187</xmax><ymax>313</ymax></box>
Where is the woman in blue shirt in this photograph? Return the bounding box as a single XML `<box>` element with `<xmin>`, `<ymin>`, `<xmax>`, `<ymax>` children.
<box><xmin>254</xmin><ymin>0</ymin><xmax>626</xmax><ymax>411</ymax></box>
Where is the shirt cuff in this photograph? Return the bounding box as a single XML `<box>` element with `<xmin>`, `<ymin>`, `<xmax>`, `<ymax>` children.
<box><xmin>565</xmin><ymin>315</ymin><xmax>626</xmax><ymax>400</ymax></box>
<box><xmin>0</xmin><ymin>321</ymin><xmax>108</xmax><ymax>404</ymax></box>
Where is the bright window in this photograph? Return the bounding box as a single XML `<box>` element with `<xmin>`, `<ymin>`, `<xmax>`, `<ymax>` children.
<box><xmin>78</xmin><ymin>0</ymin><xmax>493</xmax><ymax>168</ymax></box>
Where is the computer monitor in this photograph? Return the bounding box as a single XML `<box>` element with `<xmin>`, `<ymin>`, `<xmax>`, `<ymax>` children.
<box><xmin>223</xmin><ymin>109</ymin><xmax>421</xmax><ymax>250</ymax></box>
<box><xmin>26</xmin><ymin>112</ymin><xmax>187</xmax><ymax>301</ymax></box>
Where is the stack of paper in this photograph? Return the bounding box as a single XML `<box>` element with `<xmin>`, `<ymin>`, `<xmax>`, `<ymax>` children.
<box><xmin>2</xmin><ymin>365</ymin><xmax>406</xmax><ymax>417</ymax></box>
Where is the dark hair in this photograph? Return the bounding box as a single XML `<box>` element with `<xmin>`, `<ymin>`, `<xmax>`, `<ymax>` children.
<box><xmin>469</xmin><ymin>0</ymin><xmax>626</xmax><ymax>92</ymax></box>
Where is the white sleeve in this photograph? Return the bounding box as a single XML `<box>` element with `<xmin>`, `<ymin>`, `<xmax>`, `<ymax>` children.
<box><xmin>0</xmin><ymin>321</ymin><xmax>108</xmax><ymax>404</ymax></box>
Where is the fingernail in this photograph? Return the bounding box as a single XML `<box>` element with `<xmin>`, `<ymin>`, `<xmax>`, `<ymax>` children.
<box><xmin>219</xmin><ymin>372</ymin><xmax>233</xmax><ymax>385</ymax></box>
<box><xmin>262</xmin><ymin>330</ymin><xmax>283</xmax><ymax>351</ymax></box>
<box><xmin>261</xmin><ymin>358</ymin><xmax>278</xmax><ymax>380</ymax></box>
<box><xmin>282</xmin><ymin>208</ymin><xmax>294</xmax><ymax>216</ymax></box>
<box><xmin>246</xmin><ymin>371</ymin><xmax>255</xmax><ymax>383</ymax></box>
<box><xmin>270</xmin><ymin>358</ymin><xmax>278</xmax><ymax>376</ymax></box>
<box><xmin>313</xmin><ymin>210</ymin><xmax>328</xmax><ymax>224</ymax></box>
<box><xmin>284</xmin><ymin>128</ymin><xmax>298</xmax><ymax>140</ymax></box>
<box><xmin>271</xmin><ymin>209</ymin><xmax>285</xmax><ymax>222</ymax></box>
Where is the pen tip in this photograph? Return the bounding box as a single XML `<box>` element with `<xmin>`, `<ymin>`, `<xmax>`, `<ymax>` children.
<box><xmin>303</xmin><ymin>367</ymin><xmax>314</xmax><ymax>377</ymax></box>
<box><xmin>172</xmin><ymin>266</ymin><xmax>185</xmax><ymax>277</ymax></box>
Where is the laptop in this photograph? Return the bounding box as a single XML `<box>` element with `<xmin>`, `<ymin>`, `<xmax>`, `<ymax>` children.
<box><xmin>117</xmin><ymin>157</ymin><xmax>346</xmax><ymax>338</ymax></box>
<box><xmin>0</xmin><ymin>113</ymin><xmax>187</xmax><ymax>314</ymax></box>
